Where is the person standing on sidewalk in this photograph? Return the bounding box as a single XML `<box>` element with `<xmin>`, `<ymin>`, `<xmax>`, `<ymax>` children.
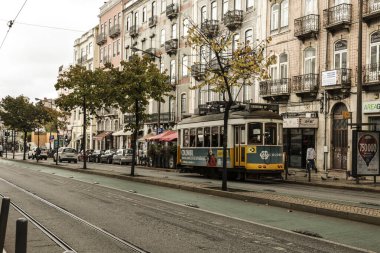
<box><xmin>306</xmin><ymin>145</ymin><xmax>316</xmax><ymax>174</ymax></box>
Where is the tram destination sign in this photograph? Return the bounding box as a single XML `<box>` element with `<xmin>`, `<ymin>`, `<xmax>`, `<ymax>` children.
<box><xmin>352</xmin><ymin>131</ymin><xmax>380</xmax><ymax>177</ymax></box>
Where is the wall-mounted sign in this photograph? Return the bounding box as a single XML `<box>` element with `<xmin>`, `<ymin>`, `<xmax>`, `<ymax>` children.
<box><xmin>363</xmin><ymin>101</ymin><xmax>380</xmax><ymax>114</ymax></box>
<box><xmin>283</xmin><ymin>118</ymin><xmax>319</xmax><ymax>128</ymax></box>
<box><xmin>335</xmin><ymin>40</ymin><xmax>347</xmax><ymax>51</ymax></box>
<box><xmin>352</xmin><ymin>131</ymin><xmax>380</xmax><ymax>177</ymax></box>
<box><xmin>322</xmin><ymin>70</ymin><xmax>337</xmax><ymax>86</ymax></box>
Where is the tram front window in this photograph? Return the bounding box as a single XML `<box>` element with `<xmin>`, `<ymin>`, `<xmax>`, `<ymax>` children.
<box><xmin>248</xmin><ymin>123</ymin><xmax>262</xmax><ymax>145</ymax></box>
<box><xmin>265</xmin><ymin>123</ymin><xmax>277</xmax><ymax>145</ymax></box>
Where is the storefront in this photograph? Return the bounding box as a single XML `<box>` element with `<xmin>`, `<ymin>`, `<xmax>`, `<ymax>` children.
<box><xmin>282</xmin><ymin>112</ymin><xmax>319</xmax><ymax>169</ymax></box>
<box><xmin>364</xmin><ymin>101</ymin><xmax>380</xmax><ymax>131</ymax></box>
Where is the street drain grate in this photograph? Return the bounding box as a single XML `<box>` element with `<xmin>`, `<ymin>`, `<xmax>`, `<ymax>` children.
<box><xmin>206</xmin><ymin>187</ymin><xmax>251</xmax><ymax>193</ymax></box>
<box><xmin>292</xmin><ymin>230</ymin><xmax>323</xmax><ymax>238</ymax></box>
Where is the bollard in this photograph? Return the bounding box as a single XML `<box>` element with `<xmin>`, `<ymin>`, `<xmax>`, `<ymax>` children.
<box><xmin>15</xmin><ymin>218</ymin><xmax>28</xmax><ymax>253</ymax></box>
<box><xmin>0</xmin><ymin>197</ymin><xmax>10</xmax><ymax>251</ymax></box>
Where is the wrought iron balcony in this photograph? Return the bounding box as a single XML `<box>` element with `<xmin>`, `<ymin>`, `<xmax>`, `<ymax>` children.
<box><xmin>322</xmin><ymin>68</ymin><xmax>351</xmax><ymax>91</ymax></box>
<box><xmin>363</xmin><ymin>0</ymin><xmax>380</xmax><ymax>23</ymax></box>
<box><xmin>129</xmin><ymin>25</ymin><xmax>139</xmax><ymax>38</ymax></box>
<box><xmin>259</xmin><ymin>79</ymin><xmax>291</xmax><ymax>99</ymax></box>
<box><xmin>125</xmin><ymin>112</ymin><xmax>175</xmax><ymax>124</ymax></box>
<box><xmin>363</xmin><ymin>63</ymin><xmax>380</xmax><ymax>87</ymax></box>
<box><xmin>164</xmin><ymin>39</ymin><xmax>178</xmax><ymax>55</ymax></box>
<box><xmin>96</xmin><ymin>33</ymin><xmax>107</xmax><ymax>45</ymax></box>
<box><xmin>78</xmin><ymin>55</ymin><xmax>88</xmax><ymax>64</ymax></box>
<box><xmin>209</xmin><ymin>56</ymin><xmax>230</xmax><ymax>72</ymax></box>
<box><xmin>191</xmin><ymin>63</ymin><xmax>206</xmax><ymax>81</ymax></box>
<box><xmin>294</xmin><ymin>14</ymin><xmax>319</xmax><ymax>40</ymax></box>
<box><xmin>223</xmin><ymin>10</ymin><xmax>243</xmax><ymax>30</ymax></box>
<box><xmin>166</xmin><ymin>4</ymin><xmax>178</xmax><ymax>20</ymax></box>
<box><xmin>149</xmin><ymin>15</ymin><xmax>158</xmax><ymax>28</ymax></box>
<box><xmin>323</xmin><ymin>4</ymin><xmax>352</xmax><ymax>32</ymax></box>
<box><xmin>102</xmin><ymin>56</ymin><xmax>111</xmax><ymax>64</ymax></box>
<box><xmin>109</xmin><ymin>24</ymin><xmax>121</xmax><ymax>38</ymax></box>
<box><xmin>292</xmin><ymin>74</ymin><xmax>319</xmax><ymax>96</ymax></box>
<box><xmin>201</xmin><ymin>20</ymin><xmax>219</xmax><ymax>38</ymax></box>
<box><xmin>145</xmin><ymin>48</ymin><xmax>158</xmax><ymax>60</ymax></box>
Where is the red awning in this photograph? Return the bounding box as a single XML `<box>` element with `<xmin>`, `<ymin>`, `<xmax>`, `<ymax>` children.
<box><xmin>94</xmin><ymin>131</ymin><xmax>113</xmax><ymax>140</ymax></box>
<box><xmin>160</xmin><ymin>131</ymin><xmax>178</xmax><ymax>142</ymax></box>
<box><xmin>147</xmin><ymin>130</ymin><xmax>176</xmax><ymax>141</ymax></box>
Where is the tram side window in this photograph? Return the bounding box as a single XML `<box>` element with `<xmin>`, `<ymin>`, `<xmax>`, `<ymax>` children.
<box><xmin>278</xmin><ymin>123</ymin><xmax>283</xmax><ymax>145</ymax></box>
<box><xmin>183</xmin><ymin>129</ymin><xmax>190</xmax><ymax>147</ymax></box>
<box><xmin>219</xmin><ymin>127</ymin><xmax>224</xmax><ymax>147</ymax></box>
<box><xmin>248</xmin><ymin>123</ymin><xmax>262</xmax><ymax>144</ymax></box>
<box><xmin>190</xmin><ymin>128</ymin><xmax>196</xmax><ymax>147</ymax></box>
<box><xmin>197</xmin><ymin>128</ymin><xmax>204</xmax><ymax>147</ymax></box>
<box><xmin>204</xmin><ymin>127</ymin><xmax>211</xmax><ymax>147</ymax></box>
<box><xmin>265</xmin><ymin>123</ymin><xmax>277</xmax><ymax>145</ymax></box>
<box><xmin>211</xmin><ymin>126</ymin><xmax>219</xmax><ymax>147</ymax></box>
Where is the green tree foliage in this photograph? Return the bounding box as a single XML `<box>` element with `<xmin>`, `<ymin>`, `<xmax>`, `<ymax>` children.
<box><xmin>0</xmin><ymin>96</ymin><xmax>53</xmax><ymax>160</ymax></box>
<box><xmin>187</xmin><ymin>22</ymin><xmax>275</xmax><ymax>190</ymax></box>
<box><xmin>55</xmin><ymin>65</ymin><xmax>107</xmax><ymax>169</ymax></box>
<box><xmin>106</xmin><ymin>55</ymin><xmax>172</xmax><ymax>176</ymax></box>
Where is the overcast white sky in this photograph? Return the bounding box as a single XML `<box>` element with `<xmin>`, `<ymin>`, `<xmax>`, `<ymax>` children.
<box><xmin>0</xmin><ymin>0</ymin><xmax>104</xmax><ymax>101</ymax></box>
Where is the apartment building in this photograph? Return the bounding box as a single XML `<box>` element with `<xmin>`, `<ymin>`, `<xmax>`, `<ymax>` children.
<box><xmin>262</xmin><ymin>0</ymin><xmax>380</xmax><ymax>172</ymax></box>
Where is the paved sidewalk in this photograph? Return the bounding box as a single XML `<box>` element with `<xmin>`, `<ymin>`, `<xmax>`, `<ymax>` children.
<box><xmin>2</xmin><ymin>156</ymin><xmax>380</xmax><ymax>226</ymax></box>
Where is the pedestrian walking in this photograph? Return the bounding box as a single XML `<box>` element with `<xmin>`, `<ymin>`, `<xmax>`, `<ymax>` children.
<box><xmin>306</xmin><ymin>145</ymin><xmax>316</xmax><ymax>174</ymax></box>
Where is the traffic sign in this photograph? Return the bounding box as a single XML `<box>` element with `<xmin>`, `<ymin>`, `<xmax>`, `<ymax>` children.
<box><xmin>54</xmin><ymin>140</ymin><xmax>59</xmax><ymax>149</ymax></box>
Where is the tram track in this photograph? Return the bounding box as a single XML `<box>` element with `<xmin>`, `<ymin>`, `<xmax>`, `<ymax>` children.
<box><xmin>0</xmin><ymin>177</ymin><xmax>149</xmax><ymax>253</ymax></box>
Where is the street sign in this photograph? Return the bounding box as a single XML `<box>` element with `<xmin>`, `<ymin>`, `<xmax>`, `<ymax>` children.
<box><xmin>342</xmin><ymin>111</ymin><xmax>351</xmax><ymax>119</ymax></box>
<box><xmin>54</xmin><ymin>140</ymin><xmax>59</xmax><ymax>149</ymax></box>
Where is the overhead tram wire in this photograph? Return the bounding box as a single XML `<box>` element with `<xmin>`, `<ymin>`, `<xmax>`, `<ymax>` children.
<box><xmin>0</xmin><ymin>0</ymin><xmax>29</xmax><ymax>51</ymax></box>
<box><xmin>0</xmin><ymin>19</ymin><xmax>85</xmax><ymax>33</ymax></box>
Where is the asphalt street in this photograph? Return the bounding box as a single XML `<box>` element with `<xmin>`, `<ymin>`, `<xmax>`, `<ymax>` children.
<box><xmin>0</xmin><ymin>159</ymin><xmax>379</xmax><ymax>252</ymax></box>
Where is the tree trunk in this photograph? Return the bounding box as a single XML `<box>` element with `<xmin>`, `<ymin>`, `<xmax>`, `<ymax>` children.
<box><xmin>82</xmin><ymin>96</ymin><xmax>87</xmax><ymax>169</ymax></box>
<box><xmin>23</xmin><ymin>131</ymin><xmax>27</xmax><ymax>160</ymax></box>
<box><xmin>222</xmin><ymin>102</ymin><xmax>231</xmax><ymax>191</ymax></box>
<box><xmin>131</xmin><ymin>99</ymin><xmax>139</xmax><ymax>176</ymax></box>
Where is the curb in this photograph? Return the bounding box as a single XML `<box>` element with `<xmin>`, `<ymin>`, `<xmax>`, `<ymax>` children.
<box><xmin>284</xmin><ymin>180</ymin><xmax>380</xmax><ymax>193</ymax></box>
<box><xmin>4</xmin><ymin>158</ymin><xmax>380</xmax><ymax>226</ymax></box>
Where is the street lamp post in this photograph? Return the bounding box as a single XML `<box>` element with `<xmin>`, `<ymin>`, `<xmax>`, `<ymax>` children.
<box><xmin>130</xmin><ymin>46</ymin><xmax>162</xmax><ymax>134</ymax></box>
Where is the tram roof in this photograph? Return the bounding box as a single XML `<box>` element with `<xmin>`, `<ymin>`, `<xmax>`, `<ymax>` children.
<box><xmin>178</xmin><ymin>110</ymin><xmax>282</xmax><ymax>125</ymax></box>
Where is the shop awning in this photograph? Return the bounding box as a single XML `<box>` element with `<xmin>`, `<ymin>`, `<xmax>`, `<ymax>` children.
<box><xmin>147</xmin><ymin>130</ymin><xmax>176</xmax><ymax>141</ymax></box>
<box><xmin>138</xmin><ymin>133</ymin><xmax>155</xmax><ymax>141</ymax></box>
<box><xmin>112</xmin><ymin>130</ymin><xmax>132</xmax><ymax>136</ymax></box>
<box><xmin>160</xmin><ymin>131</ymin><xmax>178</xmax><ymax>142</ymax></box>
<box><xmin>94</xmin><ymin>131</ymin><xmax>113</xmax><ymax>140</ymax></box>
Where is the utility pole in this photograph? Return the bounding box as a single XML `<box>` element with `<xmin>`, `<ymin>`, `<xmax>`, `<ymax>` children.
<box><xmin>357</xmin><ymin>0</ymin><xmax>363</xmax><ymax>130</ymax></box>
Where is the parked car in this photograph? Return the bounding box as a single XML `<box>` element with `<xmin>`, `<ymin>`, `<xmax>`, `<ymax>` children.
<box><xmin>88</xmin><ymin>150</ymin><xmax>104</xmax><ymax>163</ymax></box>
<box><xmin>112</xmin><ymin>149</ymin><xmax>133</xmax><ymax>165</ymax></box>
<box><xmin>100</xmin><ymin>150</ymin><xmax>115</xmax><ymax>164</ymax></box>
<box><xmin>78</xmin><ymin>149</ymin><xmax>94</xmax><ymax>161</ymax></box>
<box><xmin>54</xmin><ymin>147</ymin><xmax>78</xmax><ymax>163</ymax></box>
<box><xmin>28</xmin><ymin>147</ymin><xmax>48</xmax><ymax>160</ymax></box>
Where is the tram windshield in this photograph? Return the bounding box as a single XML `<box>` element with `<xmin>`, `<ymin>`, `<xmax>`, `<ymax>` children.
<box><xmin>264</xmin><ymin>123</ymin><xmax>277</xmax><ymax>145</ymax></box>
<box><xmin>248</xmin><ymin>123</ymin><xmax>262</xmax><ymax>145</ymax></box>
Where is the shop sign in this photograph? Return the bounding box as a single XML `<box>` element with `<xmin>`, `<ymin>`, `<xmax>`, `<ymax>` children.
<box><xmin>283</xmin><ymin>118</ymin><xmax>299</xmax><ymax>128</ymax></box>
<box><xmin>321</xmin><ymin>70</ymin><xmax>337</xmax><ymax>86</ymax></box>
<box><xmin>335</xmin><ymin>40</ymin><xmax>347</xmax><ymax>51</ymax></box>
<box><xmin>363</xmin><ymin>101</ymin><xmax>380</xmax><ymax>113</ymax></box>
<box><xmin>283</xmin><ymin>118</ymin><xmax>318</xmax><ymax>128</ymax></box>
<box><xmin>352</xmin><ymin>131</ymin><xmax>380</xmax><ymax>177</ymax></box>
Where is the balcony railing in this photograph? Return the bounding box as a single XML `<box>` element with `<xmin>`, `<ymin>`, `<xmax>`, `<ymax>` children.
<box><xmin>210</xmin><ymin>56</ymin><xmax>230</xmax><ymax>72</ymax></box>
<box><xmin>292</xmin><ymin>74</ymin><xmax>319</xmax><ymax>94</ymax></box>
<box><xmin>322</xmin><ymin>68</ymin><xmax>352</xmax><ymax>90</ymax></box>
<box><xmin>224</xmin><ymin>10</ymin><xmax>243</xmax><ymax>30</ymax></box>
<box><xmin>149</xmin><ymin>16</ymin><xmax>158</xmax><ymax>28</ymax></box>
<box><xmin>129</xmin><ymin>25</ymin><xmax>138</xmax><ymax>37</ymax></box>
<box><xmin>294</xmin><ymin>14</ymin><xmax>319</xmax><ymax>40</ymax></box>
<box><xmin>96</xmin><ymin>33</ymin><xmax>107</xmax><ymax>45</ymax></box>
<box><xmin>259</xmin><ymin>79</ymin><xmax>291</xmax><ymax>97</ymax></box>
<box><xmin>364</xmin><ymin>63</ymin><xmax>380</xmax><ymax>85</ymax></box>
<box><xmin>191</xmin><ymin>63</ymin><xmax>206</xmax><ymax>81</ymax></box>
<box><xmin>201</xmin><ymin>20</ymin><xmax>220</xmax><ymax>38</ymax></box>
<box><xmin>125</xmin><ymin>112</ymin><xmax>175</xmax><ymax>124</ymax></box>
<box><xmin>109</xmin><ymin>24</ymin><xmax>121</xmax><ymax>38</ymax></box>
<box><xmin>164</xmin><ymin>39</ymin><xmax>178</xmax><ymax>55</ymax></box>
<box><xmin>323</xmin><ymin>4</ymin><xmax>352</xmax><ymax>31</ymax></box>
<box><xmin>102</xmin><ymin>56</ymin><xmax>111</xmax><ymax>64</ymax></box>
<box><xmin>166</xmin><ymin>4</ymin><xmax>178</xmax><ymax>19</ymax></box>
<box><xmin>363</xmin><ymin>0</ymin><xmax>380</xmax><ymax>22</ymax></box>
<box><xmin>78</xmin><ymin>55</ymin><xmax>88</xmax><ymax>64</ymax></box>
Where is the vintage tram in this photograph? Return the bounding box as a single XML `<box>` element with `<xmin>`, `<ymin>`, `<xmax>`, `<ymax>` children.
<box><xmin>177</xmin><ymin>103</ymin><xmax>284</xmax><ymax>180</ymax></box>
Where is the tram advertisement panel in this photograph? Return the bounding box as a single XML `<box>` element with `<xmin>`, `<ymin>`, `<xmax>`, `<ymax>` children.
<box><xmin>246</xmin><ymin>146</ymin><xmax>283</xmax><ymax>169</ymax></box>
<box><xmin>352</xmin><ymin>131</ymin><xmax>380</xmax><ymax>177</ymax></box>
<box><xmin>180</xmin><ymin>148</ymin><xmax>232</xmax><ymax>168</ymax></box>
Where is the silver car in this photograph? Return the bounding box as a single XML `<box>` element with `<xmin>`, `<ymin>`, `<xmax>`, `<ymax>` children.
<box><xmin>54</xmin><ymin>147</ymin><xmax>78</xmax><ymax>163</ymax></box>
<box><xmin>112</xmin><ymin>149</ymin><xmax>133</xmax><ymax>165</ymax></box>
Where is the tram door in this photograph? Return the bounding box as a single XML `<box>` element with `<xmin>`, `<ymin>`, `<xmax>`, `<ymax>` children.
<box><xmin>234</xmin><ymin>125</ymin><xmax>246</xmax><ymax>168</ymax></box>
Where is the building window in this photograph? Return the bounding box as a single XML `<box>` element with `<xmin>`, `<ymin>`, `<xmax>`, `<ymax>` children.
<box><xmin>245</xmin><ymin>29</ymin><xmax>253</xmax><ymax>46</ymax></box>
<box><xmin>160</xmin><ymin>62</ymin><xmax>164</xmax><ymax>73</ymax></box>
<box><xmin>234</xmin><ymin>0</ymin><xmax>242</xmax><ymax>10</ymax></box>
<box><xmin>246</xmin><ymin>0</ymin><xmax>254</xmax><ymax>10</ymax></box>
<box><xmin>172</xmin><ymin>23</ymin><xmax>177</xmax><ymax>39</ymax></box>
<box><xmin>183</xmin><ymin>19</ymin><xmax>189</xmax><ymax>36</ymax></box>
<box><xmin>271</xmin><ymin>1</ymin><xmax>288</xmax><ymax>32</ymax></box>
<box><xmin>211</xmin><ymin>1</ymin><xmax>218</xmax><ymax>20</ymax></box>
<box><xmin>161</xmin><ymin>0</ymin><xmax>166</xmax><ymax>13</ymax></box>
<box><xmin>182</xmin><ymin>55</ymin><xmax>188</xmax><ymax>77</ymax></box>
<box><xmin>143</xmin><ymin>7</ymin><xmax>147</xmax><ymax>22</ymax></box>
<box><xmin>334</xmin><ymin>40</ymin><xmax>348</xmax><ymax>69</ymax></box>
<box><xmin>370</xmin><ymin>31</ymin><xmax>380</xmax><ymax>66</ymax></box>
<box><xmin>232</xmin><ymin>33</ymin><xmax>240</xmax><ymax>52</ymax></box>
<box><xmin>279</xmin><ymin>53</ymin><xmax>288</xmax><ymax>78</ymax></box>
<box><xmin>134</xmin><ymin>12</ymin><xmax>139</xmax><ymax>26</ymax></box>
<box><xmin>181</xmin><ymin>94</ymin><xmax>187</xmax><ymax>114</ymax></box>
<box><xmin>201</xmin><ymin>6</ymin><xmax>207</xmax><ymax>23</ymax></box>
<box><xmin>304</xmin><ymin>47</ymin><xmax>316</xmax><ymax>74</ymax></box>
<box><xmin>152</xmin><ymin>1</ymin><xmax>156</xmax><ymax>16</ymax></box>
<box><xmin>117</xmin><ymin>40</ymin><xmax>121</xmax><ymax>55</ymax></box>
<box><xmin>88</xmin><ymin>42</ymin><xmax>93</xmax><ymax>58</ymax></box>
<box><xmin>170</xmin><ymin>60</ymin><xmax>176</xmax><ymax>84</ymax></box>
<box><xmin>280</xmin><ymin>0</ymin><xmax>288</xmax><ymax>27</ymax></box>
<box><xmin>113</xmin><ymin>41</ymin><xmax>116</xmax><ymax>57</ymax></box>
<box><xmin>223</xmin><ymin>0</ymin><xmax>229</xmax><ymax>15</ymax></box>
<box><xmin>305</xmin><ymin>0</ymin><xmax>316</xmax><ymax>15</ymax></box>
<box><xmin>160</xmin><ymin>29</ymin><xmax>166</xmax><ymax>45</ymax></box>
<box><xmin>126</xmin><ymin>17</ymin><xmax>130</xmax><ymax>31</ymax></box>
<box><xmin>271</xmin><ymin>4</ymin><xmax>279</xmax><ymax>31</ymax></box>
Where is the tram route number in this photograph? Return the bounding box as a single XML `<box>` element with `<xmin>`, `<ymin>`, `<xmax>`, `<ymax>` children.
<box><xmin>248</xmin><ymin>146</ymin><xmax>257</xmax><ymax>153</ymax></box>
